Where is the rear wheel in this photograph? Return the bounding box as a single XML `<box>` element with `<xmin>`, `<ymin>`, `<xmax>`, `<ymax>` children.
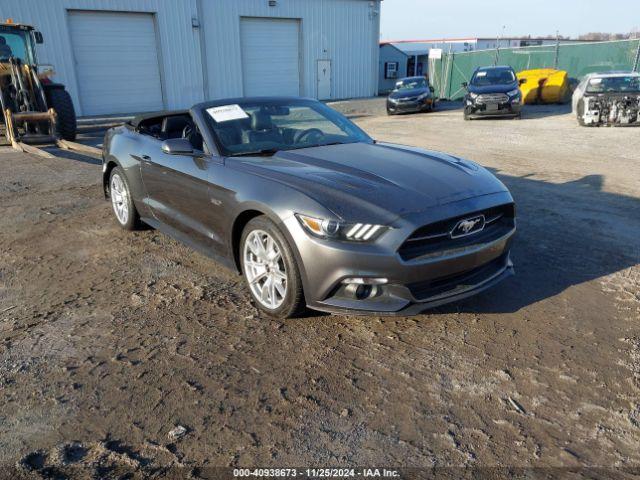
<box><xmin>47</xmin><ymin>88</ymin><xmax>77</xmax><ymax>141</ymax></box>
<box><xmin>240</xmin><ymin>216</ymin><xmax>305</xmax><ymax>319</ymax></box>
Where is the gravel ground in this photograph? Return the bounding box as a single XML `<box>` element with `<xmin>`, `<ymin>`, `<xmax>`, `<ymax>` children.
<box><xmin>0</xmin><ymin>99</ymin><xmax>639</xmax><ymax>478</ymax></box>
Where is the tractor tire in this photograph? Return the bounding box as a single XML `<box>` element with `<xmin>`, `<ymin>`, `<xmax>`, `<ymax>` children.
<box><xmin>48</xmin><ymin>88</ymin><xmax>77</xmax><ymax>141</ymax></box>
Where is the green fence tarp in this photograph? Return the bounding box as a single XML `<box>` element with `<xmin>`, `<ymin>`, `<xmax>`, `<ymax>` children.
<box><xmin>430</xmin><ymin>39</ymin><xmax>640</xmax><ymax>100</ymax></box>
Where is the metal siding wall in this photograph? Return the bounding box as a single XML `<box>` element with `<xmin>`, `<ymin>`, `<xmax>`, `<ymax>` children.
<box><xmin>0</xmin><ymin>0</ymin><xmax>204</xmax><ymax>115</ymax></box>
<box><xmin>0</xmin><ymin>0</ymin><xmax>380</xmax><ymax>113</ymax></box>
<box><xmin>200</xmin><ymin>0</ymin><xmax>380</xmax><ymax>101</ymax></box>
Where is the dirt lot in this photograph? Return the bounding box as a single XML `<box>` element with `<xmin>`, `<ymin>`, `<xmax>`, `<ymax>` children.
<box><xmin>0</xmin><ymin>100</ymin><xmax>639</xmax><ymax>478</ymax></box>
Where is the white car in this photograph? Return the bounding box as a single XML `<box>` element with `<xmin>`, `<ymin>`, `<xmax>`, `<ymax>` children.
<box><xmin>572</xmin><ymin>71</ymin><xmax>640</xmax><ymax>126</ymax></box>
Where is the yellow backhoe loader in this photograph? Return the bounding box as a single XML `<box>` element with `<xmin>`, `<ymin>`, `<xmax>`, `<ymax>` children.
<box><xmin>0</xmin><ymin>20</ymin><xmax>96</xmax><ymax>156</ymax></box>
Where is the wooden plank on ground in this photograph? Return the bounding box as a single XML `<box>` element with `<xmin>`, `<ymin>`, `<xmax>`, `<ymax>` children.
<box><xmin>15</xmin><ymin>142</ymin><xmax>55</xmax><ymax>159</ymax></box>
<box><xmin>56</xmin><ymin>139</ymin><xmax>102</xmax><ymax>156</ymax></box>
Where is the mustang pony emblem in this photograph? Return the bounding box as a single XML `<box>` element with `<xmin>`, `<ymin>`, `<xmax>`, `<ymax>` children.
<box><xmin>451</xmin><ymin>215</ymin><xmax>486</xmax><ymax>238</ymax></box>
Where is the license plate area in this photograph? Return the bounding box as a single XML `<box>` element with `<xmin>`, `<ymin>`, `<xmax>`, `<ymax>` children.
<box><xmin>486</xmin><ymin>103</ymin><xmax>499</xmax><ymax>112</ymax></box>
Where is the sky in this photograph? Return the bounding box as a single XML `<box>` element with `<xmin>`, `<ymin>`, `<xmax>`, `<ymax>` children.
<box><xmin>380</xmin><ymin>0</ymin><xmax>639</xmax><ymax>41</ymax></box>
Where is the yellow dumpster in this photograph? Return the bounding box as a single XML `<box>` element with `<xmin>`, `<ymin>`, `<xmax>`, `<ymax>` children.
<box><xmin>517</xmin><ymin>69</ymin><xmax>570</xmax><ymax>104</ymax></box>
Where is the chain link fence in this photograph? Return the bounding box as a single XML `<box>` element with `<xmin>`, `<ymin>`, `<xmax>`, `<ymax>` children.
<box><xmin>429</xmin><ymin>39</ymin><xmax>640</xmax><ymax>100</ymax></box>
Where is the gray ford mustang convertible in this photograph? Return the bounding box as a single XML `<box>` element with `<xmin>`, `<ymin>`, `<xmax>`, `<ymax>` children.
<box><xmin>102</xmin><ymin>97</ymin><xmax>515</xmax><ymax>318</ymax></box>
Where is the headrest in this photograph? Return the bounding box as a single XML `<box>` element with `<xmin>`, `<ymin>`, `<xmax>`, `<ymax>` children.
<box><xmin>251</xmin><ymin>111</ymin><xmax>273</xmax><ymax>131</ymax></box>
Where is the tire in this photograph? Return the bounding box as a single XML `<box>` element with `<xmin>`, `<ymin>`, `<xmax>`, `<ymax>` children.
<box><xmin>47</xmin><ymin>88</ymin><xmax>77</xmax><ymax>141</ymax></box>
<box><xmin>577</xmin><ymin>101</ymin><xmax>587</xmax><ymax>127</ymax></box>
<box><xmin>240</xmin><ymin>216</ymin><xmax>306</xmax><ymax>319</ymax></box>
<box><xmin>109</xmin><ymin>167</ymin><xmax>140</xmax><ymax>231</ymax></box>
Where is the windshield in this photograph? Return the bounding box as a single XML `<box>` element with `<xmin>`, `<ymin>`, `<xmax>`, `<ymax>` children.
<box><xmin>586</xmin><ymin>76</ymin><xmax>640</xmax><ymax>94</ymax></box>
<box><xmin>471</xmin><ymin>69</ymin><xmax>516</xmax><ymax>87</ymax></box>
<box><xmin>204</xmin><ymin>99</ymin><xmax>372</xmax><ymax>157</ymax></box>
<box><xmin>0</xmin><ymin>26</ymin><xmax>34</xmax><ymax>63</ymax></box>
<box><xmin>395</xmin><ymin>78</ymin><xmax>427</xmax><ymax>90</ymax></box>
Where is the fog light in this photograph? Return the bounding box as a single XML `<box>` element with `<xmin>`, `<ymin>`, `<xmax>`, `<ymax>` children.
<box><xmin>345</xmin><ymin>284</ymin><xmax>379</xmax><ymax>300</ymax></box>
<box><xmin>356</xmin><ymin>284</ymin><xmax>372</xmax><ymax>299</ymax></box>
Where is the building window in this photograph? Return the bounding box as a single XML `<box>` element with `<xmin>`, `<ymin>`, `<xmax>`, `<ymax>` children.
<box><xmin>385</xmin><ymin>62</ymin><xmax>399</xmax><ymax>79</ymax></box>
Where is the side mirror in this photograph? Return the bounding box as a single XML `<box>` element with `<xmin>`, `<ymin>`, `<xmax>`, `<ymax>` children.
<box><xmin>519</xmin><ymin>78</ymin><xmax>527</xmax><ymax>85</ymax></box>
<box><xmin>161</xmin><ymin>138</ymin><xmax>194</xmax><ymax>155</ymax></box>
<box><xmin>33</xmin><ymin>31</ymin><xmax>44</xmax><ymax>44</ymax></box>
<box><xmin>462</xmin><ymin>82</ymin><xmax>468</xmax><ymax>88</ymax></box>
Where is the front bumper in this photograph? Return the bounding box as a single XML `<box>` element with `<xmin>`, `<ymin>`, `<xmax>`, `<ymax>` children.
<box><xmin>284</xmin><ymin>192</ymin><xmax>516</xmax><ymax>316</ymax></box>
<box><xmin>466</xmin><ymin>99</ymin><xmax>521</xmax><ymax>118</ymax></box>
<box><xmin>387</xmin><ymin>98</ymin><xmax>434</xmax><ymax>113</ymax></box>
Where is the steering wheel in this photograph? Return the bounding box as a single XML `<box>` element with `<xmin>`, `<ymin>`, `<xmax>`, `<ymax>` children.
<box><xmin>294</xmin><ymin>128</ymin><xmax>325</xmax><ymax>144</ymax></box>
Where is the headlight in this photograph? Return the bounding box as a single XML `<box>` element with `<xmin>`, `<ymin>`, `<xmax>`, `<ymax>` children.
<box><xmin>388</xmin><ymin>97</ymin><xmax>399</xmax><ymax>103</ymax></box>
<box><xmin>507</xmin><ymin>89</ymin><xmax>520</xmax><ymax>97</ymax></box>
<box><xmin>469</xmin><ymin>92</ymin><xmax>478</xmax><ymax>100</ymax></box>
<box><xmin>296</xmin><ymin>214</ymin><xmax>388</xmax><ymax>242</ymax></box>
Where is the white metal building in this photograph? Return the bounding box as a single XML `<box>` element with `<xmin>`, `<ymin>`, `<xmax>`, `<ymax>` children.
<box><xmin>0</xmin><ymin>0</ymin><xmax>381</xmax><ymax>116</ymax></box>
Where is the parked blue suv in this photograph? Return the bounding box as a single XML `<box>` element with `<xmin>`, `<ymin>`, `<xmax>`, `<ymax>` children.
<box><xmin>463</xmin><ymin>66</ymin><xmax>523</xmax><ymax>120</ymax></box>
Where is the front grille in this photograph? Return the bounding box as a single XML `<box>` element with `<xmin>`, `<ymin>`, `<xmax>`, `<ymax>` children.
<box><xmin>398</xmin><ymin>204</ymin><xmax>515</xmax><ymax>261</ymax></box>
<box><xmin>477</xmin><ymin>93</ymin><xmax>509</xmax><ymax>104</ymax></box>
<box><xmin>407</xmin><ymin>253</ymin><xmax>509</xmax><ymax>301</ymax></box>
<box><xmin>398</xmin><ymin>97</ymin><xmax>418</xmax><ymax>102</ymax></box>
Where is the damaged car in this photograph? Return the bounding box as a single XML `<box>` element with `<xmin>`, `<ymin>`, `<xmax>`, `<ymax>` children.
<box><xmin>463</xmin><ymin>66</ymin><xmax>523</xmax><ymax>120</ymax></box>
<box><xmin>572</xmin><ymin>72</ymin><xmax>640</xmax><ymax>126</ymax></box>
<box><xmin>102</xmin><ymin>97</ymin><xmax>515</xmax><ymax>319</ymax></box>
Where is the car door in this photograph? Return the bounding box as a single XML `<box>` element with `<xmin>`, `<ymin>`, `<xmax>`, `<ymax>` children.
<box><xmin>140</xmin><ymin>127</ymin><xmax>225</xmax><ymax>254</ymax></box>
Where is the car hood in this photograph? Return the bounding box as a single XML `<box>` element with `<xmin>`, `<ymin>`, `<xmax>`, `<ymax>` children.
<box><xmin>468</xmin><ymin>83</ymin><xmax>518</xmax><ymax>95</ymax></box>
<box><xmin>389</xmin><ymin>88</ymin><xmax>429</xmax><ymax>99</ymax></box>
<box><xmin>227</xmin><ymin>142</ymin><xmax>508</xmax><ymax>223</ymax></box>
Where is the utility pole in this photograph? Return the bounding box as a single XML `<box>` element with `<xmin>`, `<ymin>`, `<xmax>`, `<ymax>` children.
<box><xmin>494</xmin><ymin>25</ymin><xmax>506</xmax><ymax>66</ymax></box>
<box><xmin>634</xmin><ymin>38</ymin><xmax>640</xmax><ymax>72</ymax></box>
<box><xmin>554</xmin><ymin>30</ymin><xmax>560</xmax><ymax>69</ymax></box>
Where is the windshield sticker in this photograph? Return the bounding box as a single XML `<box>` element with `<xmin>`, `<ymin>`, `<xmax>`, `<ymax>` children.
<box><xmin>476</xmin><ymin>71</ymin><xmax>487</xmax><ymax>77</ymax></box>
<box><xmin>206</xmin><ymin>104</ymin><xmax>249</xmax><ymax>123</ymax></box>
<box><xmin>589</xmin><ymin>78</ymin><xmax>603</xmax><ymax>85</ymax></box>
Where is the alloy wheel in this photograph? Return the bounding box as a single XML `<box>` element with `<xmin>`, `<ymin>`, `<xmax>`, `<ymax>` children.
<box><xmin>110</xmin><ymin>173</ymin><xmax>129</xmax><ymax>225</ymax></box>
<box><xmin>243</xmin><ymin>230</ymin><xmax>288</xmax><ymax>310</ymax></box>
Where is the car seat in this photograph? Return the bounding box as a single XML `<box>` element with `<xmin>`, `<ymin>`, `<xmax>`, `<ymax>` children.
<box><xmin>244</xmin><ymin>110</ymin><xmax>283</xmax><ymax>144</ymax></box>
<box><xmin>161</xmin><ymin>116</ymin><xmax>191</xmax><ymax>140</ymax></box>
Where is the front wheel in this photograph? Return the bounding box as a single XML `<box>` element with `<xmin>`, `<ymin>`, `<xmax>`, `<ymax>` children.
<box><xmin>240</xmin><ymin>216</ymin><xmax>305</xmax><ymax>319</ymax></box>
<box><xmin>47</xmin><ymin>88</ymin><xmax>77</xmax><ymax>141</ymax></box>
<box><xmin>109</xmin><ymin>167</ymin><xmax>140</xmax><ymax>230</ymax></box>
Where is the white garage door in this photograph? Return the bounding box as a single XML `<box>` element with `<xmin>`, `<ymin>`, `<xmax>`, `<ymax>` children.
<box><xmin>240</xmin><ymin>18</ymin><xmax>301</xmax><ymax>97</ymax></box>
<box><xmin>68</xmin><ymin>11</ymin><xmax>164</xmax><ymax>116</ymax></box>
